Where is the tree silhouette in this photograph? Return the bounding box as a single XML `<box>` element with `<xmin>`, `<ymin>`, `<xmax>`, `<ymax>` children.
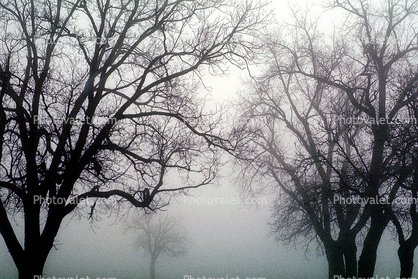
<box><xmin>129</xmin><ymin>213</ymin><xmax>189</xmax><ymax>279</ymax></box>
<box><xmin>0</xmin><ymin>0</ymin><xmax>268</xmax><ymax>277</ymax></box>
<box><xmin>235</xmin><ymin>0</ymin><xmax>418</xmax><ymax>278</ymax></box>
<box><xmin>387</xmin><ymin>72</ymin><xmax>418</xmax><ymax>278</ymax></box>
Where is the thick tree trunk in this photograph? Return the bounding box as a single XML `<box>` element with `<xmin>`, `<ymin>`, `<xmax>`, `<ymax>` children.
<box><xmin>16</xmin><ymin>247</ymin><xmax>50</xmax><ymax>279</ymax></box>
<box><xmin>325</xmin><ymin>243</ymin><xmax>345</xmax><ymax>279</ymax></box>
<box><xmin>16</xmin><ymin>240</ymin><xmax>54</xmax><ymax>279</ymax></box>
<box><xmin>18</xmin><ymin>262</ymin><xmax>45</xmax><ymax>279</ymax></box>
<box><xmin>398</xmin><ymin>243</ymin><xmax>415</xmax><ymax>278</ymax></box>
<box><xmin>397</xmin><ymin>225</ymin><xmax>418</xmax><ymax>279</ymax></box>
<box><xmin>13</xmin><ymin>203</ymin><xmax>64</xmax><ymax>279</ymax></box>
<box><xmin>358</xmin><ymin>213</ymin><xmax>389</xmax><ymax>277</ymax></box>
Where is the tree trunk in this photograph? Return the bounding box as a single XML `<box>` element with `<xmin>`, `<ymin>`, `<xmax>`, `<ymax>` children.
<box><xmin>150</xmin><ymin>256</ymin><xmax>156</xmax><ymax>279</ymax></box>
<box><xmin>14</xmin><ymin>204</ymin><xmax>64</xmax><ymax>279</ymax></box>
<box><xmin>398</xmin><ymin>243</ymin><xmax>415</xmax><ymax>278</ymax></box>
<box><xmin>325</xmin><ymin>243</ymin><xmax>345</xmax><ymax>279</ymax></box>
<box><xmin>397</xmin><ymin>226</ymin><xmax>418</xmax><ymax>279</ymax></box>
<box><xmin>342</xmin><ymin>235</ymin><xmax>357</xmax><ymax>277</ymax></box>
<box><xmin>358</xmin><ymin>213</ymin><xmax>389</xmax><ymax>277</ymax></box>
<box><xmin>18</xmin><ymin>262</ymin><xmax>45</xmax><ymax>279</ymax></box>
<box><xmin>398</xmin><ymin>164</ymin><xmax>418</xmax><ymax>278</ymax></box>
<box><xmin>16</xmin><ymin>248</ymin><xmax>50</xmax><ymax>279</ymax></box>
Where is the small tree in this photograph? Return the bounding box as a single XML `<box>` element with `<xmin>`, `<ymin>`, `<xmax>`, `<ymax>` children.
<box><xmin>130</xmin><ymin>213</ymin><xmax>189</xmax><ymax>279</ymax></box>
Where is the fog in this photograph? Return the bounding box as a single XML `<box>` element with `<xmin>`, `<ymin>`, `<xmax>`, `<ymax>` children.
<box><xmin>1</xmin><ymin>0</ymin><xmax>417</xmax><ymax>278</ymax></box>
<box><xmin>0</xmin><ymin>174</ymin><xmax>411</xmax><ymax>278</ymax></box>
<box><xmin>0</xmin><ymin>175</ymin><xmax>327</xmax><ymax>279</ymax></box>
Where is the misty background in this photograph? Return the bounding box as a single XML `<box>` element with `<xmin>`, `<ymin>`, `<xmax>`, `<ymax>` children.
<box><xmin>0</xmin><ymin>171</ymin><xmax>406</xmax><ymax>279</ymax></box>
<box><xmin>0</xmin><ymin>0</ymin><xmax>416</xmax><ymax>278</ymax></box>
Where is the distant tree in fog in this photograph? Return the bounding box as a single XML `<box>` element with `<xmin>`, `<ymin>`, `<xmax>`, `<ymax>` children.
<box><xmin>128</xmin><ymin>213</ymin><xmax>189</xmax><ymax>279</ymax></box>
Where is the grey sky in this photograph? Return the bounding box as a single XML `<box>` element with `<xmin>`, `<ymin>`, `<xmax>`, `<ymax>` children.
<box><xmin>1</xmin><ymin>0</ymin><xmax>416</xmax><ymax>278</ymax></box>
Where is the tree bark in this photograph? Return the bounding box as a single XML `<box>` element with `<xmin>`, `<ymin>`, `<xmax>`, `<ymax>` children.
<box><xmin>12</xmin><ymin>203</ymin><xmax>64</xmax><ymax>279</ymax></box>
<box><xmin>397</xmin><ymin>224</ymin><xmax>418</xmax><ymax>279</ymax></box>
<box><xmin>325</xmin><ymin>242</ymin><xmax>345</xmax><ymax>279</ymax></box>
<box><xmin>16</xmin><ymin>244</ymin><xmax>51</xmax><ymax>279</ymax></box>
<box><xmin>15</xmin><ymin>244</ymin><xmax>54</xmax><ymax>278</ymax></box>
<box><xmin>398</xmin><ymin>242</ymin><xmax>415</xmax><ymax>278</ymax></box>
<box><xmin>358</xmin><ymin>212</ymin><xmax>389</xmax><ymax>277</ymax></box>
<box><xmin>342</xmin><ymin>235</ymin><xmax>357</xmax><ymax>277</ymax></box>
<box><xmin>17</xmin><ymin>255</ymin><xmax>45</xmax><ymax>279</ymax></box>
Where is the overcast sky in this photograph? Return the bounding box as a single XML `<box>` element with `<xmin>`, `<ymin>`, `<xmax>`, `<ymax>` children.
<box><xmin>1</xmin><ymin>0</ymin><xmax>417</xmax><ymax>278</ymax></box>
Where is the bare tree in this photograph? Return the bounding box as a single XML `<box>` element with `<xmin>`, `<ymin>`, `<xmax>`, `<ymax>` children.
<box><xmin>0</xmin><ymin>0</ymin><xmax>268</xmax><ymax>277</ymax></box>
<box><xmin>236</xmin><ymin>33</ymin><xmax>365</xmax><ymax>278</ymax></box>
<box><xmin>129</xmin><ymin>213</ymin><xmax>189</xmax><ymax>279</ymax></box>
<box><xmin>387</xmin><ymin>72</ymin><xmax>418</xmax><ymax>278</ymax></box>
<box><xmin>235</xmin><ymin>0</ymin><xmax>418</xmax><ymax>278</ymax></box>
